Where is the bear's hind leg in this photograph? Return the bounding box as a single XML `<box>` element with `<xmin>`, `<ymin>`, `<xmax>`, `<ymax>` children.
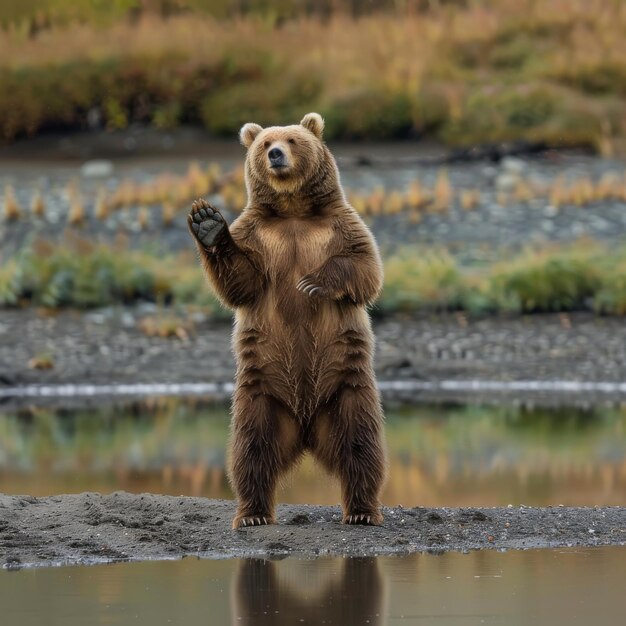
<box><xmin>312</xmin><ymin>381</ymin><xmax>387</xmax><ymax>526</ymax></box>
<box><xmin>229</xmin><ymin>393</ymin><xmax>301</xmax><ymax>529</ymax></box>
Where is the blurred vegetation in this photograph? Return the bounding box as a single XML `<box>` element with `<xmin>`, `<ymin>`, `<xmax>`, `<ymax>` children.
<box><xmin>0</xmin><ymin>237</ymin><xmax>222</xmax><ymax>315</ymax></box>
<box><xmin>379</xmin><ymin>241</ymin><xmax>626</xmax><ymax>316</ymax></box>
<box><xmin>0</xmin><ymin>0</ymin><xmax>625</xmax><ymax>151</ymax></box>
<box><xmin>1</xmin><ymin>236</ymin><xmax>625</xmax><ymax>316</ymax></box>
<box><xmin>0</xmin><ymin>1</ymin><xmax>477</xmax><ymax>29</ymax></box>
<box><xmin>1</xmin><ymin>400</ymin><xmax>625</xmax><ymax>506</ymax></box>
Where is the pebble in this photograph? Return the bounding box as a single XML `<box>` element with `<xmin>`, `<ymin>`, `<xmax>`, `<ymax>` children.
<box><xmin>80</xmin><ymin>160</ymin><xmax>114</xmax><ymax>178</ymax></box>
<box><xmin>500</xmin><ymin>157</ymin><xmax>526</xmax><ymax>175</ymax></box>
<box><xmin>495</xmin><ymin>173</ymin><xmax>518</xmax><ymax>191</ymax></box>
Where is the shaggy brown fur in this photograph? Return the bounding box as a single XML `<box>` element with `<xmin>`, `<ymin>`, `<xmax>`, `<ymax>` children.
<box><xmin>232</xmin><ymin>558</ymin><xmax>384</xmax><ymax>625</ymax></box>
<box><xmin>188</xmin><ymin>112</ymin><xmax>387</xmax><ymax>529</ymax></box>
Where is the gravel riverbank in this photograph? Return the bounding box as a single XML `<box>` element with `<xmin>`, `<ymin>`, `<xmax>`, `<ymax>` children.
<box><xmin>2</xmin><ymin>147</ymin><xmax>626</xmax><ymax>263</ymax></box>
<box><xmin>1</xmin><ymin>310</ymin><xmax>625</xmax><ymax>407</ymax></box>
<box><xmin>1</xmin><ymin>492</ymin><xmax>624</xmax><ymax>569</ymax></box>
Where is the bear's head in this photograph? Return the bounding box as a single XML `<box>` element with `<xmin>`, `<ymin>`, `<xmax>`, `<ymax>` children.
<box><xmin>239</xmin><ymin>113</ymin><xmax>341</xmax><ymax>210</ymax></box>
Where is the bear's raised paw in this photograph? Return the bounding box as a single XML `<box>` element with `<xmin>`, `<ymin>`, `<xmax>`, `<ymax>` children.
<box><xmin>188</xmin><ymin>198</ymin><xmax>227</xmax><ymax>250</ymax></box>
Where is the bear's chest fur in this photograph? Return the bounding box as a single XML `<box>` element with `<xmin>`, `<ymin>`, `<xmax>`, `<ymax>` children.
<box><xmin>254</xmin><ymin>217</ymin><xmax>337</xmax><ymax>282</ymax></box>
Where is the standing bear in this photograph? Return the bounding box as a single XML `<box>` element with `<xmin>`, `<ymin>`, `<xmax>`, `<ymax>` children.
<box><xmin>188</xmin><ymin>113</ymin><xmax>386</xmax><ymax>528</ymax></box>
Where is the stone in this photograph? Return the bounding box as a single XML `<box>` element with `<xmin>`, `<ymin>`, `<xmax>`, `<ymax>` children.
<box><xmin>500</xmin><ymin>156</ymin><xmax>526</xmax><ymax>175</ymax></box>
<box><xmin>80</xmin><ymin>160</ymin><xmax>114</xmax><ymax>179</ymax></box>
<box><xmin>495</xmin><ymin>173</ymin><xmax>518</xmax><ymax>191</ymax></box>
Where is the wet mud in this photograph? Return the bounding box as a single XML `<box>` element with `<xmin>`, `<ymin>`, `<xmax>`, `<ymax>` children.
<box><xmin>1</xmin><ymin>492</ymin><xmax>624</xmax><ymax>569</ymax></box>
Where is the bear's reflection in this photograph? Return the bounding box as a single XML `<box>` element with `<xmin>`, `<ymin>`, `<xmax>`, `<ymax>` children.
<box><xmin>231</xmin><ymin>557</ymin><xmax>386</xmax><ymax>625</ymax></box>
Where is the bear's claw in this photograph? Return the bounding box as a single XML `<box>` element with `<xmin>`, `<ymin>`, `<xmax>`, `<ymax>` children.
<box><xmin>343</xmin><ymin>513</ymin><xmax>382</xmax><ymax>525</ymax></box>
<box><xmin>297</xmin><ymin>275</ymin><xmax>327</xmax><ymax>297</ymax></box>
<box><xmin>233</xmin><ymin>515</ymin><xmax>272</xmax><ymax>529</ymax></box>
<box><xmin>188</xmin><ymin>198</ymin><xmax>226</xmax><ymax>249</ymax></box>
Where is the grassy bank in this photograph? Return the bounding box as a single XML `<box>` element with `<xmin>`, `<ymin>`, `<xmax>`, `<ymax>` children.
<box><xmin>1</xmin><ymin>238</ymin><xmax>625</xmax><ymax>316</ymax></box>
<box><xmin>1</xmin><ymin>0</ymin><xmax>626</xmax><ymax>150</ymax></box>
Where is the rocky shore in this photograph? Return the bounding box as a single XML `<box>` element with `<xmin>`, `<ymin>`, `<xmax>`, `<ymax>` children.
<box><xmin>1</xmin><ymin>492</ymin><xmax>624</xmax><ymax>569</ymax></box>
<box><xmin>1</xmin><ymin>310</ymin><xmax>625</xmax><ymax>407</ymax></box>
<box><xmin>2</xmin><ymin>148</ymin><xmax>626</xmax><ymax>263</ymax></box>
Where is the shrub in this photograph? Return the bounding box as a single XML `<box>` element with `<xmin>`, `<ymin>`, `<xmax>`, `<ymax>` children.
<box><xmin>380</xmin><ymin>249</ymin><xmax>465</xmax><ymax>314</ymax></box>
<box><xmin>487</xmin><ymin>248</ymin><xmax>602</xmax><ymax>313</ymax></box>
<box><xmin>323</xmin><ymin>90</ymin><xmax>413</xmax><ymax>140</ymax></box>
<box><xmin>554</xmin><ymin>62</ymin><xmax>626</xmax><ymax>97</ymax></box>
<box><xmin>200</xmin><ymin>71</ymin><xmax>322</xmax><ymax>135</ymax></box>
<box><xmin>443</xmin><ymin>85</ymin><xmax>560</xmax><ymax>144</ymax></box>
<box><xmin>594</xmin><ymin>257</ymin><xmax>626</xmax><ymax>316</ymax></box>
<box><xmin>2</xmin><ymin>237</ymin><xmax>626</xmax><ymax>317</ymax></box>
<box><xmin>1</xmin><ymin>4</ymin><xmax>626</xmax><ymax>147</ymax></box>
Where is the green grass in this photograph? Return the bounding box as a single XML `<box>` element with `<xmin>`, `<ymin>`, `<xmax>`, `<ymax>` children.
<box><xmin>0</xmin><ymin>240</ymin><xmax>224</xmax><ymax>316</ymax></box>
<box><xmin>1</xmin><ymin>238</ymin><xmax>625</xmax><ymax>316</ymax></box>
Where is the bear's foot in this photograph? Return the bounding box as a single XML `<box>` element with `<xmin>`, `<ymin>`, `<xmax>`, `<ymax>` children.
<box><xmin>188</xmin><ymin>198</ymin><xmax>226</xmax><ymax>250</ymax></box>
<box><xmin>232</xmin><ymin>514</ymin><xmax>275</xmax><ymax>529</ymax></box>
<box><xmin>342</xmin><ymin>511</ymin><xmax>383</xmax><ymax>526</ymax></box>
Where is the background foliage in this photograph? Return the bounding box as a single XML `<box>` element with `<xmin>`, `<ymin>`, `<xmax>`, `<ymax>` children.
<box><xmin>1</xmin><ymin>0</ymin><xmax>625</xmax><ymax>151</ymax></box>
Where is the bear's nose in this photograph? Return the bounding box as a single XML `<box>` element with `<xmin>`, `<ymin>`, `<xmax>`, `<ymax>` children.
<box><xmin>268</xmin><ymin>147</ymin><xmax>284</xmax><ymax>163</ymax></box>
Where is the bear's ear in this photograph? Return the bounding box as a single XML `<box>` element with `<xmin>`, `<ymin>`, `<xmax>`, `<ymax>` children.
<box><xmin>239</xmin><ymin>123</ymin><xmax>263</xmax><ymax>148</ymax></box>
<box><xmin>300</xmin><ymin>113</ymin><xmax>324</xmax><ymax>139</ymax></box>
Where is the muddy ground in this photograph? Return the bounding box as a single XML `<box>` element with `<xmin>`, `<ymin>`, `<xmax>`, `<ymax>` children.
<box><xmin>0</xmin><ymin>492</ymin><xmax>624</xmax><ymax>569</ymax></box>
<box><xmin>1</xmin><ymin>310</ymin><xmax>626</xmax><ymax>407</ymax></box>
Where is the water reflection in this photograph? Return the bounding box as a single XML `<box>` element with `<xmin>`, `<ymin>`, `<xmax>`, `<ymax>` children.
<box><xmin>1</xmin><ymin>400</ymin><xmax>625</xmax><ymax>506</ymax></box>
<box><xmin>232</xmin><ymin>558</ymin><xmax>384</xmax><ymax>625</ymax></box>
<box><xmin>2</xmin><ymin>548</ymin><xmax>625</xmax><ymax>626</ymax></box>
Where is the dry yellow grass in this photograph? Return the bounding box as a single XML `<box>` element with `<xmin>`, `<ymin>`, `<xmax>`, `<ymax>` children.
<box><xmin>1</xmin><ymin>1</ymin><xmax>625</xmax><ymax>146</ymax></box>
<box><xmin>460</xmin><ymin>189</ymin><xmax>481</xmax><ymax>211</ymax></box>
<box><xmin>162</xmin><ymin>201</ymin><xmax>176</xmax><ymax>227</ymax></box>
<box><xmin>3</xmin><ymin>2</ymin><xmax>623</xmax><ymax>84</ymax></box>
<box><xmin>432</xmin><ymin>170</ymin><xmax>452</xmax><ymax>213</ymax></box>
<box><xmin>30</xmin><ymin>190</ymin><xmax>45</xmax><ymax>217</ymax></box>
<box><xmin>366</xmin><ymin>186</ymin><xmax>385</xmax><ymax>216</ymax></box>
<box><xmin>137</xmin><ymin>315</ymin><xmax>190</xmax><ymax>341</ymax></box>
<box><xmin>570</xmin><ymin>178</ymin><xmax>595</xmax><ymax>207</ymax></box>
<box><xmin>406</xmin><ymin>180</ymin><xmax>428</xmax><ymax>209</ymax></box>
<box><xmin>549</xmin><ymin>177</ymin><xmax>565</xmax><ymax>210</ymax></box>
<box><xmin>384</xmin><ymin>190</ymin><xmax>405</xmax><ymax>215</ymax></box>
<box><xmin>187</xmin><ymin>162</ymin><xmax>210</xmax><ymax>197</ymax></box>
<box><xmin>348</xmin><ymin>193</ymin><xmax>367</xmax><ymax>215</ymax></box>
<box><xmin>3</xmin><ymin>185</ymin><xmax>21</xmax><ymax>221</ymax></box>
<box><xmin>27</xmin><ymin>353</ymin><xmax>54</xmax><ymax>370</ymax></box>
<box><xmin>137</xmin><ymin>206</ymin><xmax>150</xmax><ymax>231</ymax></box>
<box><xmin>408</xmin><ymin>208</ymin><xmax>422</xmax><ymax>224</ymax></box>
<box><xmin>10</xmin><ymin>157</ymin><xmax>626</xmax><ymax>238</ymax></box>
<box><xmin>94</xmin><ymin>189</ymin><xmax>109</xmax><ymax>221</ymax></box>
<box><xmin>67</xmin><ymin>194</ymin><xmax>86</xmax><ymax>226</ymax></box>
<box><xmin>513</xmin><ymin>181</ymin><xmax>535</xmax><ymax>203</ymax></box>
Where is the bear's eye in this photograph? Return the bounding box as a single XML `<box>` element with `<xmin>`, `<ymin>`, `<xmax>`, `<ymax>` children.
<box><xmin>263</xmin><ymin>141</ymin><xmax>271</xmax><ymax>149</ymax></box>
<box><xmin>288</xmin><ymin>138</ymin><xmax>296</xmax><ymax>145</ymax></box>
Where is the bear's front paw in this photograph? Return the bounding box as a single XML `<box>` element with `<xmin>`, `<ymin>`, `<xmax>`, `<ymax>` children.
<box><xmin>296</xmin><ymin>274</ymin><xmax>332</xmax><ymax>298</ymax></box>
<box><xmin>188</xmin><ymin>198</ymin><xmax>227</xmax><ymax>250</ymax></box>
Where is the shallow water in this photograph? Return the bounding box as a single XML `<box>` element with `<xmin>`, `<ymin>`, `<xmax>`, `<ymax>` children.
<box><xmin>2</xmin><ymin>547</ymin><xmax>625</xmax><ymax>625</ymax></box>
<box><xmin>1</xmin><ymin>402</ymin><xmax>625</xmax><ymax>507</ymax></box>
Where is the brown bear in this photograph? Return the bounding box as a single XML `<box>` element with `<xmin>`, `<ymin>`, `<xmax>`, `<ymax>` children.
<box><xmin>188</xmin><ymin>112</ymin><xmax>386</xmax><ymax>529</ymax></box>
